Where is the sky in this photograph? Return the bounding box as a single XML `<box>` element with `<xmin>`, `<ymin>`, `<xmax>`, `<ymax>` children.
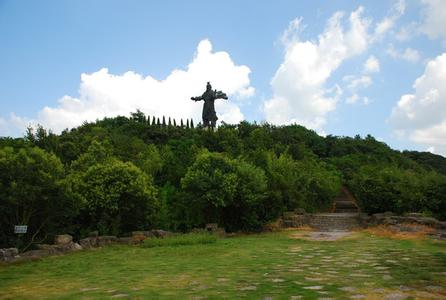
<box><xmin>1</xmin><ymin>0</ymin><xmax>446</xmax><ymax>156</ymax></box>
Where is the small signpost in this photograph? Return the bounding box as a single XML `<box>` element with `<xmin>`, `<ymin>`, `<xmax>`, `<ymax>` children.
<box><xmin>14</xmin><ymin>225</ymin><xmax>27</xmax><ymax>234</ymax></box>
<box><xmin>14</xmin><ymin>225</ymin><xmax>27</xmax><ymax>250</ymax></box>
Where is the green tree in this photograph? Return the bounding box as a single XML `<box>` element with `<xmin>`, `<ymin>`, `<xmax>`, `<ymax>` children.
<box><xmin>66</xmin><ymin>159</ymin><xmax>159</xmax><ymax>235</ymax></box>
<box><xmin>181</xmin><ymin>151</ymin><xmax>266</xmax><ymax>231</ymax></box>
<box><xmin>0</xmin><ymin>146</ymin><xmax>73</xmax><ymax>249</ymax></box>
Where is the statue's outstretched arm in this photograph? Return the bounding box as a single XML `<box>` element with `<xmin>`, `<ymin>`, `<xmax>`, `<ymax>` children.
<box><xmin>191</xmin><ymin>96</ymin><xmax>203</xmax><ymax>101</ymax></box>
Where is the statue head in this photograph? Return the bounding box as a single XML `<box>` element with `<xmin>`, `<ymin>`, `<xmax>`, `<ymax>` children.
<box><xmin>206</xmin><ymin>82</ymin><xmax>212</xmax><ymax>91</ymax></box>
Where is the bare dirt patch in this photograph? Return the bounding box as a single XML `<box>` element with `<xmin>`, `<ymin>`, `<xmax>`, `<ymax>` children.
<box><xmin>363</xmin><ymin>224</ymin><xmax>435</xmax><ymax>240</ymax></box>
<box><xmin>290</xmin><ymin>231</ymin><xmax>358</xmax><ymax>241</ymax></box>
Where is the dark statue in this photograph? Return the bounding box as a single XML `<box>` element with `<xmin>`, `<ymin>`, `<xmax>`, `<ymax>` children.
<box><xmin>191</xmin><ymin>82</ymin><xmax>228</xmax><ymax>128</ymax></box>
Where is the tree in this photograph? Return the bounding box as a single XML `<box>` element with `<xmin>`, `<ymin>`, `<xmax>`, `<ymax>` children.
<box><xmin>66</xmin><ymin>159</ymin><xmax>159</xmax><ymax>235</ymax></box>
<box><xmin>0</xmin><ymin>146</ymin><xmax>73</xmax><ymax>249</ymax></box>
<box><xmin>181</xmin><ymin>151</ymin><xmax>267</xmax><ymax>231</ymax></box>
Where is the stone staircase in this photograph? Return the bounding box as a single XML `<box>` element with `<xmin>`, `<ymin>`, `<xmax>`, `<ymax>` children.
<box><xmin>331</xmin><ymin>186</ymin><xmax>359</xmax><ymax>213</ymax></box>
<box><xmin>308</xmin><ymin>213</ymin><xmax>361</xmax><ymax>231</ymax></box>
<box><xmin>282</xmin><ymin>186</ymin><xmax>363</xmax><ymax>231</ymax></box>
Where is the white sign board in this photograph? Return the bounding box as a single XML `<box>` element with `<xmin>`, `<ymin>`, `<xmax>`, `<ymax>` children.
<box><xmin>14</xmin><ymin>225</ymin><xmax>28</xmax><ymax>234</ymax></box>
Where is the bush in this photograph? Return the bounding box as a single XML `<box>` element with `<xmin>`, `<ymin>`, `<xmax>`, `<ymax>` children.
<box><xmin>142</xmin><ymin>233</ymin><xmax>217</xmax><ymax>248</ymax></box>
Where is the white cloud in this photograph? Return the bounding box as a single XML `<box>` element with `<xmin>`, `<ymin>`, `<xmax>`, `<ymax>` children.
<box><xmin>390</xmin><ymin>53</ymin><xmax>446</xmax><ymax>156</ymax></box>
<box><xmin>420</xmin><ymin>0</ymin><xmax>446</xmax><ymax>42</ymax></box>
<box><xmin>263</xmin><ymin>7</ymin><xmax>370</xmax><ymax>131</ymax></box>
<box><xmin>343</xmin><ymin>74</ymin><xmax>373</xmax><ymax>105</ymax></box>
<box><xmin>373</xmin><ymin>0</ymin><xmax>406</xmax><ymax>40</ymax></box>
<box><xmin>364</xmin><ymin>55</ymin><xmax>380</xmax><ymax>73</ymax></box>
<box><xmin>346</xmin><ymin>94</ymin><xmax>359</xmax><ymax>104</ymax></box>
<box><xmin>1</xmin><ymin>39</ymin><xmax>253</xmax><ymax>135</ymax></box>
<box><xmin>345</xmin><ymin>75</ymin><xmax>372</xmax><ymax>90</ymax></box>
<box><xmin>0</xmin><ymin>113</ymin><xmax>31</xmax><ymax>137</ymax></box>
<box><xmin>387</xmin><ymin>45</ymin><xmax>420</xmax><ymax>63</ymax></box>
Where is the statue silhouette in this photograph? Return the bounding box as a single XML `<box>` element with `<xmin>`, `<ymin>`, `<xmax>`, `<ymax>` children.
<box><xmin>191</xmin><ymin>82</ymin><xmax>228</xmax><ymax>128</ymax></box>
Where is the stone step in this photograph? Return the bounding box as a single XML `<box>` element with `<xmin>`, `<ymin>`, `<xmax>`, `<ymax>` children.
<box><xmin>335</xmin><ymin>208</ymin><xmax>359</xmax><ymax>213</ymax></box>
<box><xmin>334</xmin><ymin>200</ymin><xmax>357</xmax><ymax>208</ymax></box>
<box><xmin>308</xmin><ymin>213</ymin><xmax>361</xmax><ymax>231</ymax></box>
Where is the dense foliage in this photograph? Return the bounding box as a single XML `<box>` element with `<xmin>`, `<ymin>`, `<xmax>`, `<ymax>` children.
<box><xmin>1</xmin><ymin>111</ymin><xmax>445</xmax><ymax>248</ymax></box>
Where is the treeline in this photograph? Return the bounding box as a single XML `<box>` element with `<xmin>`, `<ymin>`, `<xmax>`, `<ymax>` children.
<box><xmin>1</xmin><ymin>111</ymin><xmax>446</xmax><ymax>248</ymax></box>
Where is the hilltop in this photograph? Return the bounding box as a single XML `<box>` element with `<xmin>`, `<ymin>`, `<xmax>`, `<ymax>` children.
<box><xmin>1</xmin><ymin>111</ymin><xmax>445</xmax><ymax>248</ymax></box>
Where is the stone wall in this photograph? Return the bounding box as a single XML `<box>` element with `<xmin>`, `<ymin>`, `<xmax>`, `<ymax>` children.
<box><xmin>281</xmin><ymin>210</ymin><xmax>446</xmax><ymax>232</ymax></box>
<box><xmin>0</xmin><ymin>229</ymin><xmax>173</xmax><ymax>263</ymax></box>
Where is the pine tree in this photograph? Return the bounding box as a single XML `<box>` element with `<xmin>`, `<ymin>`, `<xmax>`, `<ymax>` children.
<box><xmin>186</xmin><ymin>119</ymin><xmax>190</xmax><ymax>129</ymax></box>
<box><xmin>168</xmin><ymin>117</ymin><xmax>172</xmax><ymax>127</ymax></box>
<box><xmin>190</xmin><ymin>119</ymin><xmax>194</xmax><ymax>129</ymax></box>
<box><xmin>180</xmin><ymin>119</ymin><xmax>184</xmax><ymax>127</ymax></box>
<box><xmin>173</xmin><ymin>119</ymin><xmax>177</xmax><ymax>127</ymax></box>
<box><xmin>162</xmin><ymin>116</ymin><xmax>166</xmax><ymax>127</ymax></box>
<box><xmin>152</xmin><ymin>116</ymin><xmax>156</xmax><ymax>126</ymax></box>
<box><xmin>157</xmin><ymin>117</ymin><xmax>161</xmax><ymax>126</ymax></box>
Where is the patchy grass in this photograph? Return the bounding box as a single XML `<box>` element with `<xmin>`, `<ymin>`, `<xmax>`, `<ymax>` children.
<box><xmin>0</xmin><ymin>230</ymin><xmax>445</xmax><ymax>299</ymax></box>
<box><xmin>142</xmin><ymin>232</ymin><xmax>217</xmax><ymax>248</ymax></box>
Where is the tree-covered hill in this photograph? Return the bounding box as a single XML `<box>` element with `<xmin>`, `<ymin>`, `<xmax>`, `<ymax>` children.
<box><xmin>1</xmin><ymin>111</ymin><xmax>445</xmax><ymax>248</ymax></box>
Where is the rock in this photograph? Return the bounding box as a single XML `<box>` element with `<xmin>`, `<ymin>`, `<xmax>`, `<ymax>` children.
<box><xmin>20</xmin><ymin>249</ymin><xmax>51</xmax><ymax>258</ymax></box>
<box><xmin>383</xmin><ymin>293</ymin><xmax>408</xmax><ymax>300</ymax></box>
<box><xmin>132</xmin><ymin>231</ymin><xmax>147</xmax><ymax>243</ymax></box>
<box><xmin>80</xmin><ymin>237</ymin><xmax>97</xmax><ymax>248</ymax></box>
<box><xmin>54</xmin><ymin>234</ymin><xmax>73</xmax><ymax>245</ymax></box>
<box><xmin>418</xmin><ymin>217</ymin><xmax>439</xmax><ymax>227</ymax></box>
<box><xmin>36</xmin><ymin>244</ymin><xmax>52</xmax><ymax>250</ymax></box>
<box><xmin>303</xmin><ymin>286</ymin><xmax>324</xmax><ymax>290</ymax></box>
<box><xmin>404</xmin><ymin>213</ymin><xmax>423</xmax><ymax>218</ymax></box>
<box><xmin>142</xmin><ymin>231</ymin><xmax>154</xmax><ymax>237</ymax></box>
<box><xmin>0</xmin><ymin>248</ymin><xmax>19</xmax><ymax>261</ymax></box>
<box><xmin>72</xmin><ymin>242</ymin><xmax>83</xmax><ymax>251</ymax></box>
<box><xmin>151</xmin><ymin>229</ymin><xmax>172</xmax><ymax>238</ymax></box>
<box><xmin>97</xmin><ymin>236</ymin><xmax>117</xmax><ymax>246</ymax></box>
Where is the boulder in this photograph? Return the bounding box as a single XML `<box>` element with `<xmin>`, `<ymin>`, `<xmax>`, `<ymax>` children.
<box><xmin>0</xmin><ymin>248</ymin><xmax>19</xmax><ymax>261</ymax></box>
<box><xmin>97</xmin><ymin>236</ymin><xmax>117</xmax><ymax>246</ymax></box>
<box><xmin>72</xmin><ymin>242</ymin><xmax>83</xmax><ymax>251</ymax></box>
<box><xmin>54</xmin><ymin>234</ymin><xmax>73</xmax><ymax>245</ymax></box>
<box><xmin>80</xmin><ymin>237</ymin><xmax>97</xmax><ymax>249</ymax></box>
<box><xmin>20</xmin><ymin>249</ymin><xmax>51</xmax><ymax>258</ymax></box>
<box><xmin>132</xmin><ymin>231</ymin><xmax>147</xmax><ymax>243</ymax></box>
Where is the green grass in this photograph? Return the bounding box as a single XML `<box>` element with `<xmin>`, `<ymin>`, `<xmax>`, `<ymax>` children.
<box><xmin>0</xmin><ymin>231</ymin><xmax>445</xmax><ymax>299</ymax></box>
<box><xmin>142</xmin><ymin>232</ymin><xmax>217</xmax><ymax>248</ymax></box>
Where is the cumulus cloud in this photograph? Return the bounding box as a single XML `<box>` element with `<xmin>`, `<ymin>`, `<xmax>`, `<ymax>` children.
<box><xmin>420</xmin><ymin>0</ymin><xmax>446</xmax><ymax>42</ymax></box>
<box><xmin>364</xmin><ymin>55</ymin><xmax>380</xmax><ymax>73</ymax></box>
<box><xmin>387</xmin><ymin>45</ymin><xmax>420</xmax><ymax>63</ymax></box>
<box><xmin>390</xmin><ymin>53</ymin><xmax>446</xmax><ymax>156</ymax></box>
<box><xmin>2</xmin><ymin>39</ymin><xmax>254</xmax><ymax>135</ymax></box>
<box><xmin>263</xmin><ymin>7</ymin><xmax>370</xmax><ymax>131</ymax></box>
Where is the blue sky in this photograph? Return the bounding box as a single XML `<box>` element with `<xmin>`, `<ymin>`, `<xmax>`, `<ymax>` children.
<box><xmin>1</xmin><ymin>0</ymin><xmax>446</xmax><ymax>156</ymax></box>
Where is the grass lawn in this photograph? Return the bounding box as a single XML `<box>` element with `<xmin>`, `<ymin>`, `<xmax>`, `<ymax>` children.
<box><xmin>0</xmin><ymin>230</ymin><xmax>445</xmax><ymax>299</ymax></box>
